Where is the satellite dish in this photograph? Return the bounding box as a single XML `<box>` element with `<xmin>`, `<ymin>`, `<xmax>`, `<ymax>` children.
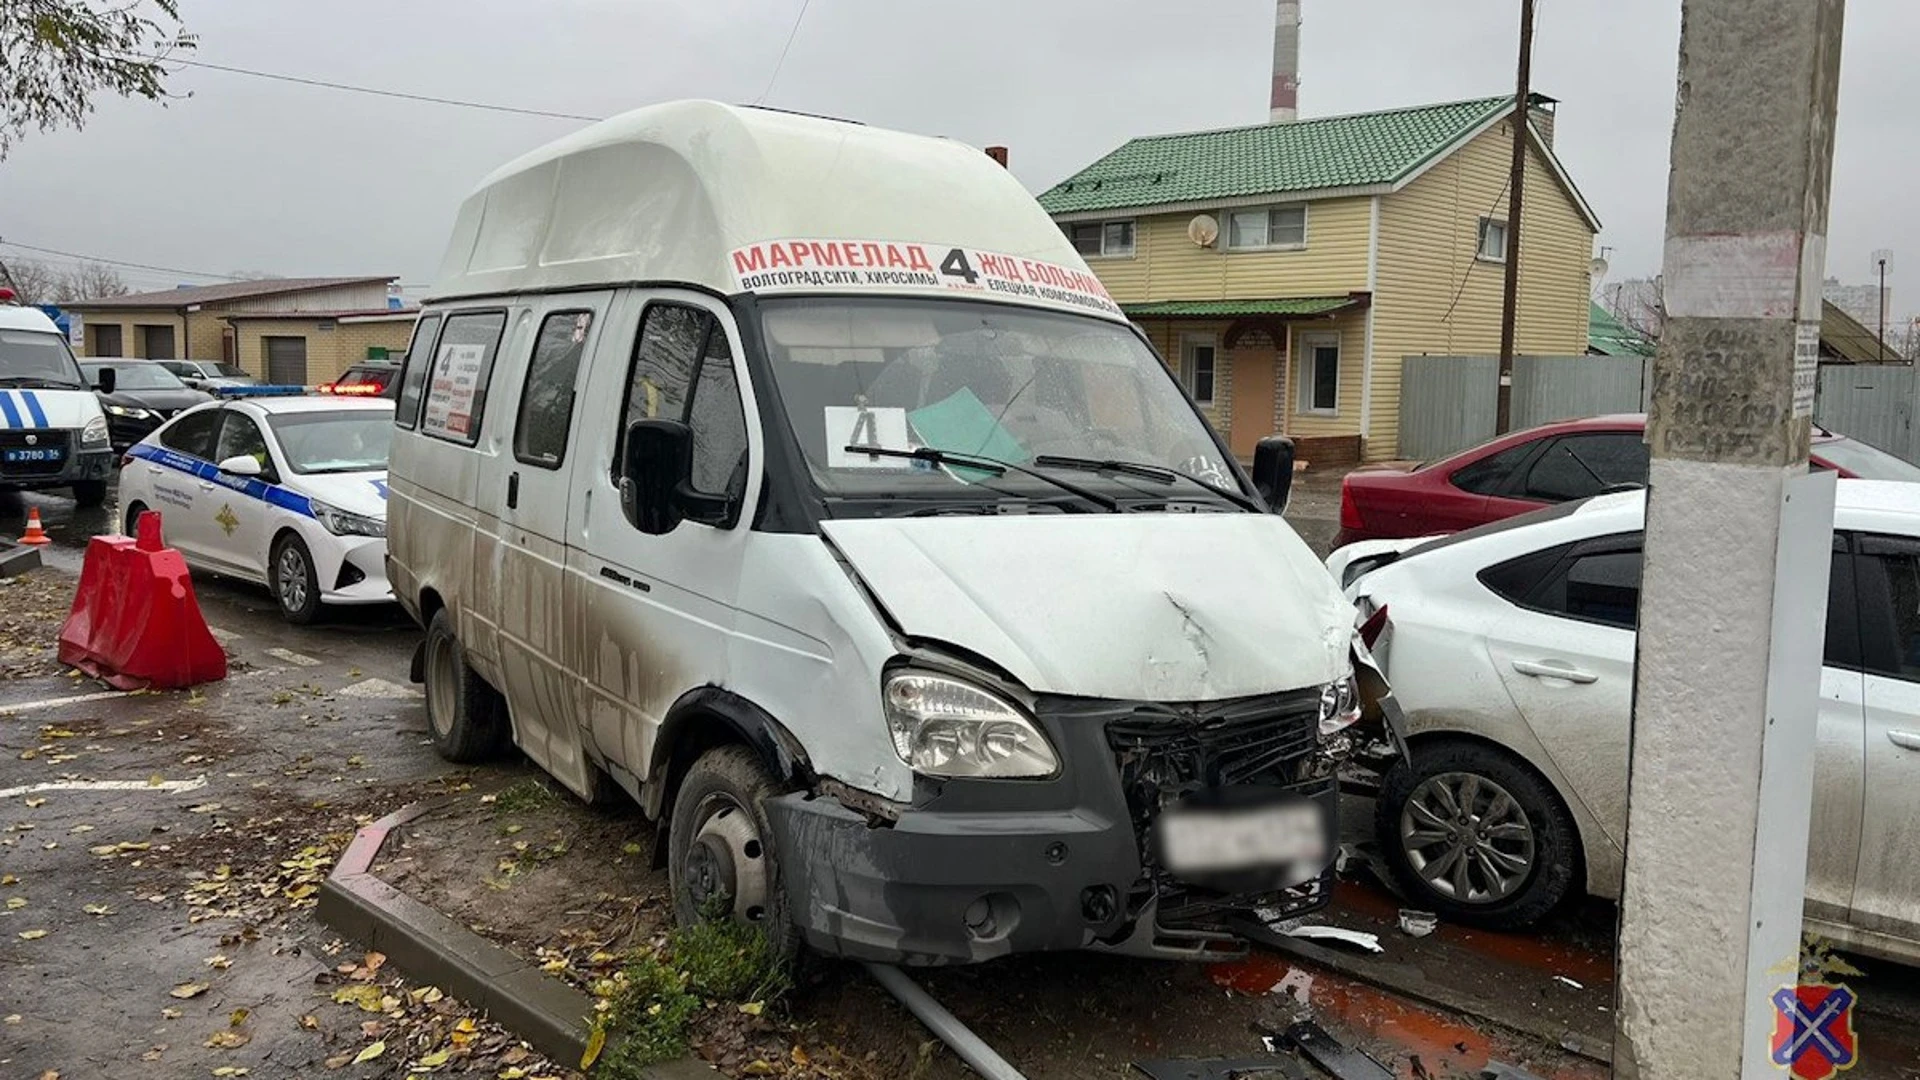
<box><xmin>1590</xmin><ymin>255</ymin><xmax>1609</xmax><ymax>281</ymax></box>
<box><xmin>1188</xmin><ymin>214</ymin><xmax>1220</xmax><ymax>248</ymax></box>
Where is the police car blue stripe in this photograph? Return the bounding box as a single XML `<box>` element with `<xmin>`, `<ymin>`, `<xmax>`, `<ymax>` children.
<box><xmin>0</xmin><ymin>393</ymin><xmax>20</xmax><ymax>429</ymax></box>
<box><xmin>19</xmin><ymin>392</ymin><xmax>48</xmax><ymax>428</ymax></box>
<box><xmin>126</xmin><ymin>443</ymin><xmax>316</xmax><ymax>519</ymax></box>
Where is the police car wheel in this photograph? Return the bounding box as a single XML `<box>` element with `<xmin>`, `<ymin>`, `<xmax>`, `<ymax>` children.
<box><xmin>668</xmin><ymin>745</ymin><xmax>798</xmax><ymax>962</ymax></box>
<box><xmin>123</xmin><ymin>502</ymin><xmax>150</xmax><ymax>538</ymax></box>
<box><xmin>422</xmin><ymin>608</ymin><xmax>508</xmax><ymax>763</ymax></box>
<box><xmin>270</xmin><ymin>533</ymin><xmax>322</xmax><ymax>625</ymax></box>
<box><xmin>1374</xmin><ymin>738</ymin><xmax>1581</xmax><ymax>930</ymax></box>
<box><xmin>71</xmin><ymin>481</ymin><xmax>107</xmax><ymax>509</ymax></box>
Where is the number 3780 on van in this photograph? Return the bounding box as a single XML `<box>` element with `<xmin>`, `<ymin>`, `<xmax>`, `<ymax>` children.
<box><xmin>386</xmin><ymin>100</ymin><xmax>1405</xmax><ymax>965</ymax></box>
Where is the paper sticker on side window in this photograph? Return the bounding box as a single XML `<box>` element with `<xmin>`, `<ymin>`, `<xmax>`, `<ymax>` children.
<box><xmin>422</xmin><ymin>342</ymin><xmax>489</xmax><ymax>440</ymax></box>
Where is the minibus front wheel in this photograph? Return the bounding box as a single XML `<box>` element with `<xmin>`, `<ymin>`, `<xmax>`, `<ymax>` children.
<box><xmin>668</xmin><ymin>744</ymin><xmax>798</xmax><ymax>959</ymax></box>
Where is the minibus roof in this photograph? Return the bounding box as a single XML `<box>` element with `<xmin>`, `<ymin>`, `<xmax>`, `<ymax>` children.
<box><xmin>428</xmin><ymin>100</ymin><xmax>1123</xmax><ymax>321</ymax></box>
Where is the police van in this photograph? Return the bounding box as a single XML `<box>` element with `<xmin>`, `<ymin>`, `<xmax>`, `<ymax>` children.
<box><xmin>387</xmin><ymin>101</ymin><xmax>1398</xmax><ymax>965</ymax></box>
<box><xmin>0</xmin><ymin>298</ymin><xmax>115</xmax><ymax>506</ymax></box>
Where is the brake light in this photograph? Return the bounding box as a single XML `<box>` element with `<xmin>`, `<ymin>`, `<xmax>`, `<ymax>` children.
<box><xmin>1359</xmin><ymin>603</ymin><xmax>1390</xmax><ymax>649</ymax></box>
<box><xmin>1339</xmin><ymin>480</ymin><xmax>1364</xmax><ymax>531</ymax></box>
<box><xmin>119</xmin><ymin>453</ymin><xmax>132</xmax><ymax>468</ymax></box>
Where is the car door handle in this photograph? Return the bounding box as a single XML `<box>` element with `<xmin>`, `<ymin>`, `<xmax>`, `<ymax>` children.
<box><xmin>507</xmin><ymin>472</ymin><xmax>519</xmax><ymax>511</ymax></box>
<box><xmin>1512</xmin><ymin>659</ymin><xmax>1599</xmax><ymax>684</ymax></box>
<box><xmin>1889</xmin><ymin>730</ymin><xmax>1920</xmax><ymax>751</ymax></box>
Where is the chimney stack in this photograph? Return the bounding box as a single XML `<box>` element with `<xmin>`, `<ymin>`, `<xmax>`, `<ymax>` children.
<box><xmin>1270</xmin><ymin>1</ymin><xmax>1300</xmax><ymax>123</ymax></box>
<box><xmin>985</xmin><ymin>145</ymin><xmax>1009</xmax><ymax>168</ymax></box>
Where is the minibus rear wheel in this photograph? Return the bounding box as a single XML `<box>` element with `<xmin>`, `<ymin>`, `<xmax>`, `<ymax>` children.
<box><xmin>668</xmin><ymin>745</ymin><xmax>798</xmax><ymax>960</ymax></box>
<box><xmin>422</xmin><ymin>608</ymin><xmax>508</xmax><ymax>763</ymax></box>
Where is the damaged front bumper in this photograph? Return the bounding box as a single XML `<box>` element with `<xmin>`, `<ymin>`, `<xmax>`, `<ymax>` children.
<box><xmin>768</xmin><ymin>681</ymin><xmax>1385</xmax><ymax>967</ymax></box>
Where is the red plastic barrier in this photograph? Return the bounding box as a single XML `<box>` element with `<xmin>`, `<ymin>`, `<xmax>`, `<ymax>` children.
<box><xmin>57</xmin><ymin>511</ymin><xmax>227</xmax><ymax>690</ymax></box>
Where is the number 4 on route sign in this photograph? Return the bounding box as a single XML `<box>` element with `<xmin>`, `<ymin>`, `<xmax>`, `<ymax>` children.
<box><xmin>1770</xmin><ymin>982</ymin><xmax>1857</xmax><ymax>1079</ymax></box>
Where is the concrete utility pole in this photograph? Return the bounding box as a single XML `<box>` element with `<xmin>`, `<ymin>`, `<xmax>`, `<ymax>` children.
<box><xmin>1494</xmin><ymin>0</ymin><xmax>1533</xmax><ymax>434</ymax></box>
<box><xmin>1616</xmin><ymin>1</ymin><xmax>1846</xmax><ymax>1077</ymax></box>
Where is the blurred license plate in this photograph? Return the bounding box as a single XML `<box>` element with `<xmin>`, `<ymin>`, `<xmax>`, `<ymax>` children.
<box><xmin>3</xmin><ymin>448</ymin><xmax>61</xmax><ymax>463</ymax></box>
<box><xmin>1157</xmin><ymin>801</ymin><xmax>1327</xmax><ymax>875</ymax></box>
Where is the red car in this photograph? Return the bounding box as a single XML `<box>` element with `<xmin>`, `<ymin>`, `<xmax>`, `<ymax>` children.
<box><xmin>317</xmin><ymin>363</ymin><xmax>398</xmax><ymax>396</ymax></box>
<box><xmin>1334</xmin><ymin>413</ymin><xmax>1920</xmax><ymax>548</ymax></box>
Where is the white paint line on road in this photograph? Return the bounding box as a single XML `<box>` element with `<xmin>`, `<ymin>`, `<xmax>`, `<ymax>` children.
<box><xmin>0</xmin><ymin>689</ymin><xmax>135</xmax><ymax>715</ymax></box>
<box><xmin>335</xmin><ymin>677</ymin><xmax>422</xmax><ymax>701</ymax></box>
<box><xmin>0</xmin><ymin>776</ymin><xmax>208</xmax><ymax>799</ymax></box>
<box><xmin>264</xmin><ymin>647</ymin><xmax>322</xmax><ymax>668</ymax></box>
<box><xmin>206</xmin><ymin>626</ymin><xmax>241</xmax><ymax>644</ymax></box>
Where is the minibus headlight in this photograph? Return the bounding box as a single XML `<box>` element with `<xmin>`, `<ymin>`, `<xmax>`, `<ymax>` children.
<box><xmin>1318</xmin><ymin>674</ymin><xmax>1362</xmax><ymax>737</ymax></box>
<box><xmin>882</xmin><ymin>672</ymin><xmax>1058</xmax><ymax>779</ymax></box>
<box><xmin>81</xmin><ymin>417</ymin><xmax>110</xmax><ymax>448</ymax></box>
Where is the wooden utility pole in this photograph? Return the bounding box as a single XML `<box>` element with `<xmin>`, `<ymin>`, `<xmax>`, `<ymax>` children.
<box><xmin>1494</xmin><ymin>0</ymin><xmax>1533</xmax><ymax>434</ymax></box>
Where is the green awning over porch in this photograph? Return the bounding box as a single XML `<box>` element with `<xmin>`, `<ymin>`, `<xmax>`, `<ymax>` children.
<box><xmin>1121</xmin><ymin>297</ymin><xmax>1363</xmax><ymax>319</ymax></box>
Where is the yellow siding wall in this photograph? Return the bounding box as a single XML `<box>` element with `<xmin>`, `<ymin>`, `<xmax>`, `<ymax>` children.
<box><xmin>1138</xmin><ymin>319</ymin><xmax>1232</xmax><ymax>432</ymax></box>
<box><xmin>232</xmin><ymin>320</ymin><xmax>415</xmax><ymax>383</ymax></box>
<box><xmin>1370</xmin><ymin>123</ymin><xmax>1594</xmax><ymax>459</ymax></box>
<box><xmin>1083</xmin><ymin>198</ymin><xmax>1372</xmax><ymax>304</ymax></box>
<box><xmin>185</xmin><ymin>311</ymin><xmax>230</xmax><ymax>361</ymax></box>
<box><xmin>1285</xmin><ymin>312</ymin><xmax>1368</xmax><ymax>439</ymax></box>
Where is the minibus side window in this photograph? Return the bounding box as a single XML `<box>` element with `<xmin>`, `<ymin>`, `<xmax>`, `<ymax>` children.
<box><xmin>420</xmin><ymin>311</ymin><xmax>507</xmax><ymax>446</ymax></box>
<box><xmin>684</xmin><ymin>325</ymin><xmax>748</xmax><ymax>511</ymax></box>
<box><xmin>612</xmin><ymin>304</ymin><xmax>702</xmax><ymax>480</ymax></box>
<box><xmin>393</xmin><ymin>313</ymin><xmax>443</xmax><ymax>429</ymax></box>
<box><xmin>514</xmin><ymin>311</ymin><xmax>591</xmax><ymax>468</ymax></box>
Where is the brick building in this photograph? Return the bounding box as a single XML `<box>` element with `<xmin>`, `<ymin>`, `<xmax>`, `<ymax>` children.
<box><xmin>65</xmin><ymin>276</ymin><xmax>418</xmax><ymax>384</ymax></box>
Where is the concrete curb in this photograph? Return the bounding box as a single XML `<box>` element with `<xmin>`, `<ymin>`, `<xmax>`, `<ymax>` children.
<box><xmin>316</xmin><ymin>795</ymin><xmax>719</xmax><ymax>1077</ymax></box>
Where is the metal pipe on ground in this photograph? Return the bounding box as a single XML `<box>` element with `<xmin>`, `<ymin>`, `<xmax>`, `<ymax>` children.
<box><xmin>864</xmin><ymin>963</ymin><xmax>1030</xmax><ymax>1080</ymax></box>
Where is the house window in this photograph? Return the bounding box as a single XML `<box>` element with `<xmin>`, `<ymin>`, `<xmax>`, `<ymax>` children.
<box><xmin>1180</xmin><ymin>335</ymin><xmax>1216</xmax><ymax>405</ymax></box>
<box><xmin>1298</xmin><ymin>332</ymin><xmax>1340</xmax><ymax>414</ymax></box>
<box><xmin>1065</xmin><ymin>220</ymin><xmax>1135</xmax><ymax>258</ymax></box>
<box><xmin>1225</xmin><ymin>205</ymin><xmax>1308</xmax><ymax>250</ymax></box>
<box><xmin>1478</xmin><ymin>217</ymin><xmax>1509</xmax><ymax>261</ymax></box>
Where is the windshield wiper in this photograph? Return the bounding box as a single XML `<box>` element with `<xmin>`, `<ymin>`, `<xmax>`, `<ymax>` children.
<box><xmin>0</xmin><ymin>376</ymin><xmax>84</xmax><ymax>389</ymax></box>
<box><xmin>1032</xmin><ymin>454</ymin><xmax>1262</xmax><ymax>512</ymax></box>
<box><xmin>841</xmin><ymin>445</ymin><xmax>1121</xmax><ymax>512</ymax></box>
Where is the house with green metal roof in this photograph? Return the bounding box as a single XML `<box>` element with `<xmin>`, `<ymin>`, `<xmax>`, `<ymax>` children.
<box><xmin>1039</xmin><ymin>93</ymin><xmax>1600</xmax><ymax>463</ymax></box>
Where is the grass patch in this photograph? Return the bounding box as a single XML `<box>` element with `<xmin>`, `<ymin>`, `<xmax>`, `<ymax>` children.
<box><xmin>589</xmin><ymin>918</ymin><xmax>791</xmax><ymax>1077</ymax></box>
<box><xmin>489</xmin><ymin>778</ymin><xmax>558</xmax><ymax>816</ymax></box>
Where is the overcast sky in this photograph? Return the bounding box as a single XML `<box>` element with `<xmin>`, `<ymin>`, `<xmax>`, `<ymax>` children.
<box><xmin>4</xmin><ymin>0</ymin><xmax>1914</xmax><ymax>313</ymax></box>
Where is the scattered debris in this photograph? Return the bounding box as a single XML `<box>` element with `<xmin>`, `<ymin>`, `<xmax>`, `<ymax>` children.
<box><xmin>1283</xmin><ymin>924</ymin><xmax>1384</xmax><ymax>953</ymax></box>
<box><xmin>1397</xmin><ymin>909</ymin><xmax>1438</xmax><ymax>938</ymax></box>
<box><xmin>1553</xmin><ymin>975</ymin><xmax>1585</xmax><ymax>991</ymax></box>
<box><xmin>1282</xmin><ymin>1021</ymin><xmax>1394</xmax><ymax>1080</ymax></box>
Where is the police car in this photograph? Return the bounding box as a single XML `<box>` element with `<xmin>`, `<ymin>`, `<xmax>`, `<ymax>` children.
<box><xmin>0</xmin><ymin>298</ymin><xmax>116</xmax><ymax>506</ymax></box>
<box><xmin>118</xmin><ymin>396</ymin><xmax>395</xmax><ymax>623</ymax></box>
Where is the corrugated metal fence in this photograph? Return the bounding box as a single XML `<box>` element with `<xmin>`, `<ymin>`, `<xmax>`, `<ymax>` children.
<box><xmin>1814</xmin><ymin>365</ymin><xmax>1920</xmax><ymax>462</ymax></box>
<box><xmin>1397</xmin><ymin>354</ymin><xmax>1648</xmax><ymax>460</ymax></box>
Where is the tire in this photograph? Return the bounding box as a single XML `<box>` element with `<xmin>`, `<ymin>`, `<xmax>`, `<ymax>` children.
<box><xmin>71</xmin><ymin>480</ymin><xmax>108</xmax><ymax>509</ymax></box>
<box><xmin>269</xmin><ymin>532</ymin><xmax>322</xmax><ymax>625</ymax></box>
<box><xmin>667</xmin><ymin>745</ymin><xmax>799</xmax><ymax>960</ymax></box>
<box><xmin>421</xmin><ymin>608</ymin><xmax>508</xmax><ymax>763</ymax></box>
<box><xmin>1375</xmin><ymin>739</ymin><xmax>1582</xmax><ymax>930</ymax></box>
<box><xmin>123</xmin><ymin>501</ymin><xmax>149</xmax><ymax>538</ymax></box>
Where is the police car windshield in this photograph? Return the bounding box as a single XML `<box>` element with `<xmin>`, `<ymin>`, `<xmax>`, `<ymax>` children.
<box><xmin>267</xmin><ymin>412</ymin><xmax>393</xmax><ymax>474</ymax></box>
<box><xmin>0</xmin><ymin>330</ymin><xmax>87</xmax><ymax>389</ymax></box>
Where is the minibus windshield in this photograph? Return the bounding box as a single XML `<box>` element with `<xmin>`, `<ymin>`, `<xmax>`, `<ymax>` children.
<box><xmin>755</xmin><ymin>297</ymin><xmax>1244</xmax><ymax>509</ymax></box>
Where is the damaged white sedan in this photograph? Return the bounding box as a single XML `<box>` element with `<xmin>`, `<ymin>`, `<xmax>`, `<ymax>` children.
<box><xmin>1331</xmin><ymin>482</ymin><xmax>1920</xmax><ymax>966</ymax></box>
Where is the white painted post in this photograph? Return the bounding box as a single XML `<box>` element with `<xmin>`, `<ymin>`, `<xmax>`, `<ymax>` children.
<box><xmin>1615</xmin><ymin>1</ymin><xmax>1847</xmax><ymax>1077</ymax></box>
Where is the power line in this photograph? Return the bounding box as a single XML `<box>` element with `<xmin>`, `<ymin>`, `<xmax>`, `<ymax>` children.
<box><xmin>755</xmin><ymin>0</ymin><xmax>814</xmax><ymax>105</ymax></box>
<box><xmin>0</xmin><ymin>240</ymin><xmax>245</xmax><ymax>281</ymax></box>
<box><xmin>156</xmin><ymin>57</ymin><xmax>603</xmax><ymax>122</ymax></box>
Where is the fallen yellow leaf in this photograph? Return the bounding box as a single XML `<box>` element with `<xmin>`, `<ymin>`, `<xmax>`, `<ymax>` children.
<box><xmin>228</xmin><ymin>1008</ymin><xmax>249</xmax><ymax>1027</ymax></box>
<box><xmin>299</xmin><ymin>1014</ymin><xmax>319</xmax><ymax>1030</ymax></box>
<box><xmin>204</xmin><ymin>955</ymin><xmax>231</xmax><ymax>970</ymax></box>
<box><xmin>162</xmin><ymin>1008</ymin><xmax>182</xmax><ymax>1019</ymax></box>
<box><xmin>416</xmin><ymin>1048</ymin><xmax>451</xmax><ymax>1068</ymax></box>
<box><xmin>3</xmin><ymin>1014</ymin><xmax>18</xmax><ymax>1024</ymax></box>
<box><xmin>738</xmin><ymin>1000</ymin><xmax>765</xmax><ymax>1016</ymax></box>
<box><xmin>170</xmin><ymin>982</ymin><xmax>210</xmax><ymax>1000</ymax></box>
<box><xmin>498</xmin><ymin>1070</ymin><xmax>527</xmax><ymax>1080</ymax></box>
<box><xmin>579</xmin><ymin>1026</ymin><xmax>607</xmax><ymax>1069</ymax></box>
<box><xmin>212</xmin><ymin>1069</ymin><xmax>249</xmax><ymax>1078</ymax></box>
<box><xmin>83</xmin><ymin>904</ymin><xmax>114</xmax><ymax>917</ymax></box>
<box><xmin>203</xmin><ymin>1030</ymin><xmax>249</xmax><ymax>1049</ymax></box>
<box><xmin>330</xmin><ymin>984</ymin><xmax>385</xmax><ymax>1012</ymax></box>
<box><xmin>742</xmin><ymin>1061</ymin><xmax>777</xmax><ymax>1076</ymax></box>
<box><xmin>5</xmin><ymin>897</ymin><xmax>25</xmax><ymax>910</ymax></box>
<box><xmin>23</xmin><ymin>798</ymin><xmax>44</xmax><ymax>808</ymax></box>
<box><xmin>0</xmin><ymin>874</ymin><xmax>15</xmax><ymax>886</ymax></box>
<box><xmin>17</xmin><ymin>929</ymin><xmax>47</xmax><ymax>940</ymax></box>
<box><xmin>352</xmin><ymin>1040</ymin><xmax>386</xmax><ymax>1065</ymax></box>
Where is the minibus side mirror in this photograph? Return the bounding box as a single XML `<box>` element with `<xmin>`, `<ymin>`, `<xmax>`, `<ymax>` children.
<box><xmin>620</xmin><ymin>419</ymin><xmax>692</xmax><ymax>536</ymax></box>
<box><xmin>94</xmin><ymin>367</ymin><xmax>117</xmax><ymax>395</ymax></box>
<box><xmin>1251</xmin><ymin>436</ymin><xmax>1296</xmax><ymax>513</ymax></box>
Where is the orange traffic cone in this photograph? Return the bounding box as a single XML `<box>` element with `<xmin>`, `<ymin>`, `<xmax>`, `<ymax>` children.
<box><xmin>18</xmin><ymin>508</ymin><xmax>50</xmax><ymax>546</ymax></box>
